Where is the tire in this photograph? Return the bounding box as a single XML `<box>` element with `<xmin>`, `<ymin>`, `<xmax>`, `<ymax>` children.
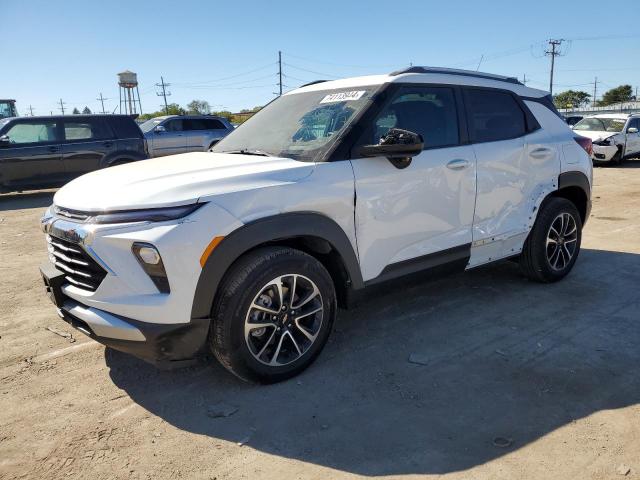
<box><xmin>210</xmin><ymin>246</ymin><xmax>337</xmax><ymax>383</ymax></box>
<box><xmin>519</xmin><ymin>197</ymin><xmax>582</xmax><ymax>283</ymax></box>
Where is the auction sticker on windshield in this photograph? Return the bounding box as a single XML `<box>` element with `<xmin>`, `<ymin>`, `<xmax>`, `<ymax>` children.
<box><xmin>320</xmin><ymin>91</ymin><xmax>366</xmax><ymax>103</ymax></box>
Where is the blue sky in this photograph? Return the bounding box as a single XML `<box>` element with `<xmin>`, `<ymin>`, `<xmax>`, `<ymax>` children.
<box><xmin>2</xmin><ymin>0</ymin><xmax>639</xmax><ymax>116</ymax></box>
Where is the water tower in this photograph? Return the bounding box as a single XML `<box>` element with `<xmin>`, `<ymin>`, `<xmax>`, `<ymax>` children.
<box><xmin>118</xmin><ymin>70</ymin><xmax>142</xmax><ymax>116</ymax></box>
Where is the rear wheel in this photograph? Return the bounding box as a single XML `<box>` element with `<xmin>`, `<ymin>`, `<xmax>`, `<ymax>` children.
<box><xmin>210</xmin><ymin>247</ymin><xmax>336</xmax><ymax>383</ymax></box>
<box><xmin>519</xmin><ymin>197</ymin><xmax>582</xmax><ymax>283</ymax></box>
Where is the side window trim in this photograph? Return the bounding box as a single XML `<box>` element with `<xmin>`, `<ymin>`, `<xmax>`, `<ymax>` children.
<box><xmin>462</xmin><ymin>86</ymin><xmax>538</xmax><ymax>144</ymax></box>
<box><xmin>352</xmin><ymin>83</ymin><xmax>463</xmax><ymax>154</ymax></box>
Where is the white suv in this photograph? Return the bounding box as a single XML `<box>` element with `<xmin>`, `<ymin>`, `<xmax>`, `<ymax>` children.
<box><xmin>573</xmin><ymin>113</ymin><xmax>640</xmax><ymax>164</ymax></box>
<box><xmin>40</xmin><ymin>67</ymin><xmax>593</xmax><ymax>383</ymax></box>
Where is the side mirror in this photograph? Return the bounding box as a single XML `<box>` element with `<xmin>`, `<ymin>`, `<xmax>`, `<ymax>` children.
<box><xmin>628</xmin><ymin>127</ymin><xmax>639</xmax><ymax>134</ymax></box>
<box><xmin>358</xmin><ymin>128</ymin><xmax>424</xmax><ymax>169</ymax></box>
<box><xmin>0</xmin><ymin>135</ymin><xmax>10</xmax><ymax>147</ymax></box>
<box><xmin>154</xmin><ymin>125</ymin><xmax>166</xmax><ymax>133</ymax></box>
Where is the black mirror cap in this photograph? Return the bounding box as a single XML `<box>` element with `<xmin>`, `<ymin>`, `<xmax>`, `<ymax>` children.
<box><xmin>358</xmin><ymin>128</ymin><xmax>424</xmax><ymax>168</ymax></box>
<box><xmin>0</xmin><ymin>135</ymin><xmax>10</xmax><ymax>147</ymax></box>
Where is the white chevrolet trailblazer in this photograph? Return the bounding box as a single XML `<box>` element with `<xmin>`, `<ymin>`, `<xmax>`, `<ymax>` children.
<box><xmin>573</xmin><ymin>113</ymin><xmax>640</xmax><ymax>164</ymax></box>
<box><xmin>40</xmin><ymin>67</ymin><xmax>593</xmax><ymax>383</ymax></box>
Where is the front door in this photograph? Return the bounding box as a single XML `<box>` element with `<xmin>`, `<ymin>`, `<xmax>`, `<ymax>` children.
<box><xmin>350</xmin><ymin>85</ymin><xmax>477</xmax><ymax>282</ymax></box>
<box><xmin>0</xmin><ymin>119</ymin><xmax>65</xmax><ymax>188</ymax></box>
<box><xmin>154</xmin><ymin>119</ymin><xmax>187</xmax><ymax>156</ymax></box>
<box><xmin>625</xmin><ymin>118</ymin><xmax>640</xmax><ymax>156</ymax></box>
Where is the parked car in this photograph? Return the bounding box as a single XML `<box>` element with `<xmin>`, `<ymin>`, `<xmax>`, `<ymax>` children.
<box><xmin>0</xmin><ymin>115</ymin><xmax>146</xmax><ymax>192</ymax></box>
<box><xmin>573</xmin><ymin>113</ymin><xmax>640</xmax><ymax>164</ymax></box>
<box><xmin>140</xmin><ymin>115</ymin><xmax>233</xmax><ymax>157</ymax></box>
<box><xmin>40</xmin><ymin>67</ymin><xmax>592</xmax><ymax>383</ymax></box>
<box><xmin>564</xmin><ymin>115</ymin><xmax>583</xmax><ymax>126</ymax></box>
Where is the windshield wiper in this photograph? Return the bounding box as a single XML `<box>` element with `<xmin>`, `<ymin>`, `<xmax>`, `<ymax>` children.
<box><xmin>221</xmin><ymin>149</ymin><xmax>273</xmax><ymax>157</ymax></box>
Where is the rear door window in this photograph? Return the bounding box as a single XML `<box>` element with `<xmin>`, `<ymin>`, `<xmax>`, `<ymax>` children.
<box><xmin>464</xmin><ymin>89</ymin><xmax>526</xmax><ymax>143</ymax></box>
<box><xmin>63</xmin><ymin>119</ymin><xmax>112</xmax><ymax>141</ymax></box>
<box><xmin>4</xmin><ymin>121</ymin><xmax>60</xmax><ymax>144</ymax></box>
<box><xmin>184</xmin><ymin>119</ymin><xmax>207</xmax><ymax>131</ymax></box>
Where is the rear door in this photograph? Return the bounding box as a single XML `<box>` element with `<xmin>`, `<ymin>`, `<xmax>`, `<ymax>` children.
<box><xmin>183</xmin><ymin>118</ymin><xmax>208</xmax><ymax>152</ymax></box>
<box><xmin>61</xmin><ymin>117</ymin><xmax>116</xmax><ymax>178</ymax></box>
<box><xmin>0</xmin><ymin>119</ymin><xmax>65</xmax><ymax>188</ymax></box>
<box><xmin>464</xmin><ymin>88</ymin><xmax>559</xmax><ymax>267</ymax></box>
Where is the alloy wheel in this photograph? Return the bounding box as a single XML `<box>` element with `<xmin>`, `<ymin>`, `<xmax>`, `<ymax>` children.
<box><xmin>546</xmin><ymin>212</ymin><xmax>578</xmax><ymax>271</ymax></box>
<box><xmin>244</xmin><ymin>274</ymin><xmax>324</xmax><ymax>366</ymax></box>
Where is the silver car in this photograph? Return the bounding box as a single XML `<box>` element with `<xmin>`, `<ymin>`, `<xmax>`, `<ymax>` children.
<box><xmin>140</xmin><ymin>115</ymin><xmax>234</xmax><ymax>157</ymax></box>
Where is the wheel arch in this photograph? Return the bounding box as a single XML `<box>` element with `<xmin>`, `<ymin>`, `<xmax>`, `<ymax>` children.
<box><xmin>552</xmin><ymin>171</ymin><xmax>591</xmax><ymax>224</ymax></box>
<box><xmin>190</xmin><ymin>212</ymin><xmax>363</xmax><ymax>319</ymax></box>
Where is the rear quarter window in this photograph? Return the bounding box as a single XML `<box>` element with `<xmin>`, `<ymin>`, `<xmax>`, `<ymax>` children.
<box><xmin>109</xmin><ymin>117</ymin><xmax>144</xmax><ymax>138</ymax></box>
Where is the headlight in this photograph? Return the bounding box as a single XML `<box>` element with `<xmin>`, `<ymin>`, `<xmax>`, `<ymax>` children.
<box><xmin>53</xmin><ymin>203</ymin><xmax>204</xmax><ymax>224</ymax></box>
<box><xmin>593</xmin><ymin>137</ymin><xmax>612</xmax><ymax>146</ymax></box>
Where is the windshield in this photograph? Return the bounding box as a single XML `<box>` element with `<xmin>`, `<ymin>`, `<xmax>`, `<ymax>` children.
<box><xmin>139</xmin><ymin>118</ymin><xmax>163</xmax><ymax>133</ymax></box>
<box><xmin>573</xmin><ymin>117</ymin><xmax>626</xmax><ymax>133</ymax></box>
<box><xmin>211</xmin><ymin>87</ymin><xmax>378</xmax><ymax>161</ymax></box>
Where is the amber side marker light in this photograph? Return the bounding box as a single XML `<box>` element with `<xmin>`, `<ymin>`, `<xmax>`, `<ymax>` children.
<box><xmin>200</xmin><ymin>236</ymin><xmax>225</xmax><ymax>267</ymax></box>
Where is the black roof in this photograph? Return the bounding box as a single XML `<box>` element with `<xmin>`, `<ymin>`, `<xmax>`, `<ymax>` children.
<box><xmin>2</xmin><ymin>114</ymin><xmax>135</xmax><ymax>121</ymax></box>
<box><xmin>389</xmin><ymin>66</ymin><xmax>522</xmax><ymax>85</ymax></box>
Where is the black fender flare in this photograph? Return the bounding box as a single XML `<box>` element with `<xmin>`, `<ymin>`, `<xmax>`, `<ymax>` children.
<box><xmin>557</xmin><ymin>170</ymin><xmax>592</xmax><ymax>223</ymax></box>
<box><xmin>190</xmin><ymin>212</ymin><xmax>363</xmax><ymax>319</ymax></box>
<box><xmin>558</xmin><ymin>171</ymin><xmax>590</xmax><ymax>197</ymax></box>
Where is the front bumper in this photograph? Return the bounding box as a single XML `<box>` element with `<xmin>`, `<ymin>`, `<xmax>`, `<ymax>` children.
<box><xmin>592</xmin><ymin>144</ymin><xmax>618</xmax><ymax>162</ymax></box>
<box><xmin>40</xmin><ymin>262</ymin><xmax>210</xmax><ymax>367</ymax></box>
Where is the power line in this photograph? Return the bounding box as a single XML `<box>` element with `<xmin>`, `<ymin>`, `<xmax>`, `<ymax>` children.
<box><xmin>172</xmin><ymin>62</ymin><xmax>276</xmax><ymax>87</ymax></box>
<box><xmin>156</xmin><ymin>76</ymin><xmax>171</xmax><ymax>114</ymax></box>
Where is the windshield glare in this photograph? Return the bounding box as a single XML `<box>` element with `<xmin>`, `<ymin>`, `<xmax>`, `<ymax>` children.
<box><xmin>139</xmin><ymin>119</ymin><xmax>163</xmax><ymax>133</ymax></box>
<box><xmin>211</xmin><ymin>87</ymin><xmax>377</xmax><ymax>161</ymax></box>
<box><xmin>573</xmin><ymin>117</ymin><xmax>626</xmax><ymax>133</ymax></box>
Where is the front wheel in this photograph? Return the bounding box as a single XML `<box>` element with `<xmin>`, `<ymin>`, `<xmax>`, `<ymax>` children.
<box><xmin>210</xmin><ymin>247</ymin><xmax>337</xmax><ymax>383</ymax></box>
<box><xmin>519</xmin><ymin>197</ymin><xmax>582</xmax><ymax>283</ymax></box>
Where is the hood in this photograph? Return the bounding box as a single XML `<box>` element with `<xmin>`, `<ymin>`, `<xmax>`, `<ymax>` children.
<box><xmin>574</xmin><ymin>130</ymin><xmax>617</xmax><ymax>142</ymax></box>
<box><xmin>53</xmin><ymin>152</ymin><xmax>314</xmax><ymax>212</ymax></box>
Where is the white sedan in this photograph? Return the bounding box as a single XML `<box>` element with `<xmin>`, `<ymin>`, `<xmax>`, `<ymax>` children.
<box><xmin>573</xmin><ymin>114</ymin><xmax>640</xmax><ymax>163</ymax></box>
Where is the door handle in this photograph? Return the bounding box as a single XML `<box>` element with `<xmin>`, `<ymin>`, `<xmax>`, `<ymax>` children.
<box><xmin>446</xmin><ymin>158</ymin><xmax>470</xmax><ymax>170</ymax></box>
<box><xmin>102</xmin><ymin>141</ymin><xmax>113</xmax><ymax>148</ymax></box>
<box><xmin>530</xmin><ymin>147</ymin><xmax>553</xmax><ymax>159</ymax></box>
<box><xmin>48</xmin><ymin>146</ymin><xmax>59</xmax><ymax>153</ymax></box>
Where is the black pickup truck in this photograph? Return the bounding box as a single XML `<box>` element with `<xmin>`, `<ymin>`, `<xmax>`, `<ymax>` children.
<box><xmin>0</xmin><ymin>114</ymin><xmax>147</xmax><ymax>192</ymax></box>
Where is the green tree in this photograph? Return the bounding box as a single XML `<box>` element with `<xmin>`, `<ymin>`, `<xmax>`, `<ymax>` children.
<box><xmin>137</xmin><ymin>103</ymin><xmax>186</xmax><ymax>120</ymax></box>
<box><xmin>82</xmin><ymin>106</ymin><xmax>92</xmax><ymax>114</ymax></box>
<box><xmin>553</xmin><ymin>90</ymin><xmax>591</xmax><ymax>109</ymax></box>
<box><xmin>598</xmin><ymin>85</ymin><xmax>634</xmax><ymax>106</ymax></box>
<box><xmin>187</xmin><ymin>100</ymin><xmax>211</xmax><ymax>115</ymax></box>
<box><xmin>72</xmin><ymin>107</ymin><xmax>80</xmax><ymax>115</ymax></box>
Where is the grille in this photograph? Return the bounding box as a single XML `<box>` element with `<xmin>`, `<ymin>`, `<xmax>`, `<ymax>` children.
<box><xmin>46</xmin><ymin>234</ymin><xmax>107</xmax><ymax>292</ymax></box>
<box><xmin>53</xmin><ymin>206</ymin><xmax>91</xmax><ymax>222</ymax></box>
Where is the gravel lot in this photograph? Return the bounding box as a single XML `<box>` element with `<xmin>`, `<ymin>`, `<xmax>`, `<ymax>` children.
<box><xmin>1</xmin><ymin>164</ymin><xmax>639</xmax><ymax>480</ymax></box>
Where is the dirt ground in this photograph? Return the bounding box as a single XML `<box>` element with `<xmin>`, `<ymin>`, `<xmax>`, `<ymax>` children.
<box><xmin>1</xmin><ymin>163</ymin><xmax>639</xmax><ymax>480</ymax></box>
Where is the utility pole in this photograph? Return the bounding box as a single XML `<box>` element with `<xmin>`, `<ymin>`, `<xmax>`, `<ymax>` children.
<box><xmin>97</xmin><ymin>93</ymin><xmax>108</xmax><ymax>114</ymax></box>
<box><xmin>156</xmin><ymin>76</ymin><xmax>171</xmax><ymax>114</ymax></box>
<box><xmin>58</xmin><ymin>98</ymin><xmax>66</xmax><ymax>115</ymax></box>
<box><xmin>545</xmin><ymin>39</ymin><xmax>564</xmax><ymax>96</ymax></box>
<box><xmin>28</xmin><ymin>105</ymin><xmax>34</xmax><ymax>116</ymax></box>
<box><xmin>522</xmin><ymin>74</ymin><xmax>528</xmax><ymax>86</ymax></box>
<box><xmin>278</xmin><ymin>51</ymin><xmax>283</xmax><ymax>96</ymax></box>
<box><xmin>592</xmin><ymin>77</ymin><xmax>599</xmax><ymax>107</ymax></box>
